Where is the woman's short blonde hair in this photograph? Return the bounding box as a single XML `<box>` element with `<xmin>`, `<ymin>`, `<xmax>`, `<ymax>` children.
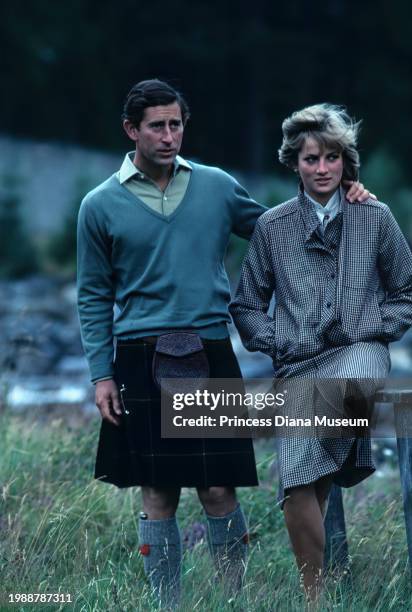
<box><xmin>278</xmin><ymin>103</ymin><xmax>361</xmax><ymax>181</ymax></box>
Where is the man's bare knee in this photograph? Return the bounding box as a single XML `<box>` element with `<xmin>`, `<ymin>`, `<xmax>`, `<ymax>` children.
<box><xmin>141</xmin><ymin>487</ymin><xmax>180</xmax><ymax>519</ymax></box>
<box><xmin>197</xmin><ymin>486</ymin><xmax>237</xmax><ymax>516</ymax></box>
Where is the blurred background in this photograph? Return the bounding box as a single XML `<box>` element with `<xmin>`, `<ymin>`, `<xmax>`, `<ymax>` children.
<box><xmin>1</xmin><ymin>0</ymin><xmax>411</xmax><ymax>410</ymax></box>
<box><xmin>2</xmin><ymin>5</ymin><xmax>412</xmax><ymax>606</ymax></box>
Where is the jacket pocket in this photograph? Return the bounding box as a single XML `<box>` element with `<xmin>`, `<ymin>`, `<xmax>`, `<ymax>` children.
<box><xmin>274</xmin><ymin>304</ymin><xmax>320</xmax><ymax>363</ymax></box>
<box><xmin>341</xmin><ymin>287</ymin><xmax>383</xmax><ymax>341</ymax></box>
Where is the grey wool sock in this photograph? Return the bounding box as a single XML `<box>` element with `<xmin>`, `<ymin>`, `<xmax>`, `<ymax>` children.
<box><xmin>205</xmin><ymin>504</ymin><xmax>249</xmax><ymax>593</ymax></box>
<box><xmin>139</xmin><ymin>516</ymin><xmax>182</xmax><ymax>609</ymax></box>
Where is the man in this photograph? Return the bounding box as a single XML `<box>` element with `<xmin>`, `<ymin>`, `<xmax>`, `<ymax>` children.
<box><xmin>77</xmin><ymin>80</ymin><xmax>372</xmax><ymax>606</ymax></box>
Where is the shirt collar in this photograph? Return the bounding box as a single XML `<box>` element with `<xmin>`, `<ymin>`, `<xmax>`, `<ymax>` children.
<box><xmin>304</xmin><ymin>188</ymin><xmax>341</xmax><ymax>220</ymax></box>
<box><xmin>119</xmin><ymin>152</ymin><xmax>191</xmax><ymax>184</ymax></box>
<box><xmin>298</xmin><ymin>185</ymin><xmax>344</xmax><ymax>243</ymax></box>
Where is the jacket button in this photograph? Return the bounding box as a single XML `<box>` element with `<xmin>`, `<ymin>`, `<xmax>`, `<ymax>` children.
<box><xmin>331</xmin><ymin>273</ymin><xmax>335</xmax><ymax>279</ymax></box>
<box><xmin>326</xmin><ymin>302</ymin><xmax>332</xmax><ymax>308</ymax></box>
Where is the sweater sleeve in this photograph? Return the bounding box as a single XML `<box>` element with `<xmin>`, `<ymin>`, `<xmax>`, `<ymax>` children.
<box><xmin>228</xmin><ymin>178</ymin><xmax>267</xmax><ymax>239</ymax></box>
<box><xmin>229</xmin><ymin>216</ymin><xmax>277</xmax><ymax>356</ymax></box>
<box><xmin>77</xmin><ymin>196</ymin><xmax>115</xmax><ymax>382</ymax></box>
<box><xmin>378</xmin><ymin>205</ymin><xmax>412</xmax><ymax>342</ymax></box>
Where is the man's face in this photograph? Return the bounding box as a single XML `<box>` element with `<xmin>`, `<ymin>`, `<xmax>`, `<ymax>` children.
<box><xmin>297</xmin><ymin>136</ymin><xmax>343</xmax><ymax>204</ymax></box>
<box><xmin>127</xmin><ymin>102</ymin><xmax>184</xmax><ymax>170</ymax></box>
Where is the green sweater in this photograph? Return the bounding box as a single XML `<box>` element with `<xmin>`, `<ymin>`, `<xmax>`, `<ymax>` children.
<box><xmin>77</xmin><ymin>161</ymin><xmax>266</xmax><ymax>382</ymax></box>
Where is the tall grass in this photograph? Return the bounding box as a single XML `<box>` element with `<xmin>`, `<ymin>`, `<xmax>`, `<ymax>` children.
<box><xmin>0</xmin><ymin>410</ymin><xmax>410</xmax><ymax>611</ymax></box>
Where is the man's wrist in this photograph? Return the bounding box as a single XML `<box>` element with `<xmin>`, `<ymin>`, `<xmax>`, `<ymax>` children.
<box><xmin>94</xmin><ymin>376</ymin><xmax>114</xmax><ymax>385</ymax></box>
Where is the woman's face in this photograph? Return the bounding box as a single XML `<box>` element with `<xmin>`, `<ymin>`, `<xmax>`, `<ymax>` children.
<box><xmin>297</xmin><ymin>136</ymin><xmax>343</xmax><ymax>205</ymax></box>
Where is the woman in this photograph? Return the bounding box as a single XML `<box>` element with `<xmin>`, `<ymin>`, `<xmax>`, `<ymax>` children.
<box><xmin>230</xmin><ymin>104</ymin><xmax>412</xmax><ymax>600</ymax></box>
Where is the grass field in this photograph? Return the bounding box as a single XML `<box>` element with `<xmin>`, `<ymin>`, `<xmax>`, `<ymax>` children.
<box><xmin>1</xmin><ymin>407</ymin><xmax>411</xmax><ymax>611</ymax></box>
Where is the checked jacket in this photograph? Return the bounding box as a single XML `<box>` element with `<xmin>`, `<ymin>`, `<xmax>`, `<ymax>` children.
<box><xmin>230</xmin><ymin>190</ymin><xmax>412</xmax><ymax>371</ymax></box>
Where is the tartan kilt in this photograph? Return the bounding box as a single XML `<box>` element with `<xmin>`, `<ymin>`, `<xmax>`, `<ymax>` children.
<box><xmin>94</xmin><ymin>337</ymin><xmax>258</xmax><ymax>488</ymax></box>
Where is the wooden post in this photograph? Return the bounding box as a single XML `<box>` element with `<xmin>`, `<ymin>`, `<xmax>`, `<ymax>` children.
<box><xmin>324</xmin><ymin>484</ymin><xmax>349</xmax><ymax>570</ymax></box>
<box><xmin>278</xmin><ymin>388</ymin><xmax>412</xmax><ymax>571</ymax></box>
<box><xmin>396</xmin><ymin>433</ymin><xmax>412</xmax><ymax>568</ymax></box>
<box><xmin>376</xmin><ymin>389</ymin><xmax>412</xmax><ymax>569</ymax></box>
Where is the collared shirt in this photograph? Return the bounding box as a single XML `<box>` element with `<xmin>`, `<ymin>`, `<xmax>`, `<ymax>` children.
<box><xmin>117</xmin><ymin>152</ymin><xmax>192</xmax><ymax>216</ymax></box>
<box><xmin>304</xmin><ymin>188</ymin><xmax>341</xmax><ymax>230</ymax></box>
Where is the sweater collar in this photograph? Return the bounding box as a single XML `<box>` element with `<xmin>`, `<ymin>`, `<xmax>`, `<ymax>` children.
<box><xmin>119</xmin><ymin>152</ymin><xmax>191</xmax><ymax>184</ymax></box>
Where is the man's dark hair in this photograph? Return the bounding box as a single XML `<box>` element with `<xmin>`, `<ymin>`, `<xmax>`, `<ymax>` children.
<box><xmin>122</xmin><ymin>79</ymin><xmax>190</xmax><ymax>127</ymax></box>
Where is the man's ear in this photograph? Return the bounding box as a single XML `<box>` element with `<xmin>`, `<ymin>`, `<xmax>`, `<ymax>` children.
<box><xmin>123</xmin><ymin>119</ymin><xmax>139</xmax><ymax>142</ymax></box>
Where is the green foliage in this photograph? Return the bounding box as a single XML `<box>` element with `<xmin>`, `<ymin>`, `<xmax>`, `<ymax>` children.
<box><xmin>0</xmin><ymin>177</ymin><xmax>38</xmax><ymax>278</ymax></box>
<box><xmin>1</xmin><ymin>410</ymin><xmax>411</xmax><ymax>611</ymax></box>
<box><xmin>46</xmin><ymin>178</ymin><xmax>92</xmax><ymax>271</ymax></box>
<box><xmin>46</xmin><ymin>201</ymin><xmax>79</xmax><ymax>270</ymax></box>
<box><xmin>362</xmin><ymin>149</ymin><xmax>412</xmax><ymax>238</ymax></box>
<box><xmin>261</xmin><ymin>177</ymin><xmax>296</xmax><ymax>209</ymax></box>
<box><xmin>225</xmin><ymin>235</ymin><xmax>249</xmax><ymax>279</ymax></box>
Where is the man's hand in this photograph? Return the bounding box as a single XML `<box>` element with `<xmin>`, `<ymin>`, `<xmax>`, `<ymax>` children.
<box><xmin>343</xmin><ymin>180</ymin><xmax>377</xmax><ymax>203</ymax></box>
<box><xmin>95</xmin><ymin>379</ymin><xmax>122</xmax><ymax>426</ymax></box>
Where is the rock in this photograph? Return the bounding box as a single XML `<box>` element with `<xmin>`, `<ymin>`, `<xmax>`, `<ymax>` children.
<box><xmin>182</xmin><ymin>522</ymin><xmax>207</xmax><ymax>551</ymax></box>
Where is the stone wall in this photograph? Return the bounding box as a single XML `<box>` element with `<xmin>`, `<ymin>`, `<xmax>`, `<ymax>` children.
<box><xmin>0</xmin><ymin>134</ymin><xmax>293</xmax><ymax>241</ymax></box>
<box><xmin>0</xmin><ymin>134</ymin><xmax>122</xmax><ymax>238</ymax></box>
